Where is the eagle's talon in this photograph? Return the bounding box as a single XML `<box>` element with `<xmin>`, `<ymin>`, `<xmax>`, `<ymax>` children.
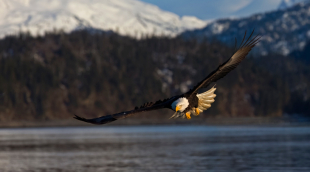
<box><xmin>186</xmin><ymin>112</ymin><xmax>191</xmax><ymax>119</ymax></box>
<box><xmin>195</xmin><ymin>108</ymin><xmax>200</xmax><ymax>115</ymax></box>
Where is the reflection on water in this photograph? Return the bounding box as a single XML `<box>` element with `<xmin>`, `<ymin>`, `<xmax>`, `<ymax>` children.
<box><xmin>0</xmin><ymin>126</ymin><xmax>309</xmax><ymax>172</ymax></box>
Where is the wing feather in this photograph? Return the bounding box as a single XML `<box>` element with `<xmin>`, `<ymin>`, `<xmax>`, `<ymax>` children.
<box><xmin>188</xmin><ymin>30</ymin><xmax>260</xmax><ymax>95</ymax></box>
<box><xmin>74</xmin><ymin>96</ymin><xmax>178</xmax><ymax>125</ymax></box>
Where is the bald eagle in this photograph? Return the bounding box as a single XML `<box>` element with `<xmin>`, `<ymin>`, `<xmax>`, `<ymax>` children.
<box><xmin>74</xmin><ymin>30</ymin><xmax>260</xmax><ymax>125</ymax></box>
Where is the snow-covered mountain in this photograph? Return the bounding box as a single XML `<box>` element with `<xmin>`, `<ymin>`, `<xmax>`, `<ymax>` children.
<box><xmin>278</xmin><ymin>0</ymin><xmax>308</xmax><ymax>10</ymax></box>
<box><xmin>0</xmin><ymin>0</ymin><xmax>207</xmax><ymax>38</ymax></box>
<box><xmin>182</xmin><ymin>2</ymin><xmax>310</xmax><ymax>56</ymax></box>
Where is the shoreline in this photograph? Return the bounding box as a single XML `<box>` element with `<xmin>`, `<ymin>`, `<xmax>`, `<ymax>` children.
<box><xmin>0</xmin><ymin>117</ymin><xmax>309</xmax><ymax>128</ymax></box>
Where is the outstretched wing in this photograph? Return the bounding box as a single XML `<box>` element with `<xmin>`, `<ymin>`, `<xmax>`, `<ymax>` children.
<box><xmin>74</xmin><ymin>96</ymin><xmax>178</xmax><ymax>125</ymax></box>
<box><xmin>187</xmin><ymin>30</ymin><xmax>261</xmax><ymax>95</ymax></box>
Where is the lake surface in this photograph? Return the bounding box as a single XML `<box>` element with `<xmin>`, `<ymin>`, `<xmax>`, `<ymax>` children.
<box><xmin>0</xmin><ymin>125</ymin><xmax>309</xmax><ymax>172</ymax></box>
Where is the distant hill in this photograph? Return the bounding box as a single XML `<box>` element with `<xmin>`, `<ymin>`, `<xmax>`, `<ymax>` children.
<box><xmin>182</xmin><ymin>2</ymin><xmax>310</xmax><ymax>56</ymax></box>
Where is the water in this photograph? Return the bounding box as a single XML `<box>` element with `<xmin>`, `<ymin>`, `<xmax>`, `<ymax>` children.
<box><xmin>0</xmin><ymin>126</ymin><xmax>309</xmax><ymax>172</ymax></box>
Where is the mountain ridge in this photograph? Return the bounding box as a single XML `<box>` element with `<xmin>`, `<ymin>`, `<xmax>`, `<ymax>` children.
<box><xmin>0</xmin><ymin>0</ymin><xmax>207</xmax><ymax>38</ymax></box>
<box><xmin>182</xmin><ymin>2</ymin><xmax>310</xmax><ymax>56</ymax></box>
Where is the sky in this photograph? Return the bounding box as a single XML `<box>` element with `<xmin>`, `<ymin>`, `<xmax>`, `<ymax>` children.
<box><xmin>140</xmin><ymin>0</ymin><xmax>284</xmax><ymax>20</ymax></box>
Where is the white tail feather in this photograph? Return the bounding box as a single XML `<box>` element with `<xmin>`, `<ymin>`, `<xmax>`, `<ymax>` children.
<box><xmin>196</xmin><ymin>86</ymin><xmax>216</xmax><ymax>113</ymax></box>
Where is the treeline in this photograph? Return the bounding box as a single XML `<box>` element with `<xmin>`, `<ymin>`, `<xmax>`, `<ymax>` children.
<box><xmin>0</xmin><ymin>30</ymin><xmax>309</xmax><ymax>122</ymax></box>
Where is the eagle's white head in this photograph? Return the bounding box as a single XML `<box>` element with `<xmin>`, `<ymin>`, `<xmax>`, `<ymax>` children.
<box><xmin>171</xmin><ymin>97</ymin><xmax>189</xmax><ymax>112</ymax></box>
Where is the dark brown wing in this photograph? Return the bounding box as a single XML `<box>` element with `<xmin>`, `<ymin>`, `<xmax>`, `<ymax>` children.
<box><xmin>188</xmin><ymin>30</ymin><xmax>261</xmax><ymax>95</ymax></box>
<box><xmin>74</xmin><ymin>96</ymin><xmax>178</xmax><ymax>125</ymax></box>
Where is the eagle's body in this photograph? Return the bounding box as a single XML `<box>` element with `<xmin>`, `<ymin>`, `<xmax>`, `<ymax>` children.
<box><xmin>169</xmin><ymin>86</ymin><xmax>216</xmax><ymax>119</ymax></box>
<box><xmin>74</xmin><ymin>30</ymin><xmax>260</xmax><ymax>125</ymax></box>
<box><xmin>182</xmin><ymin>93</ymin><xmax>199</xmax><ymax>112</ymax></box>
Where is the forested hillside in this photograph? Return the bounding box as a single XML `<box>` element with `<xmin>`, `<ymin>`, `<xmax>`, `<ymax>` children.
<box><xmin>0</xmin><ymin>31</ymin><xmax>309</xmax><ymax>123</ymax></box>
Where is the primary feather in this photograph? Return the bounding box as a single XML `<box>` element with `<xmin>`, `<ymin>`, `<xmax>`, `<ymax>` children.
<box><xmin>188</xmin><ymin>30</ymin><xmax>260</xmax><ymax>94</ymax></box>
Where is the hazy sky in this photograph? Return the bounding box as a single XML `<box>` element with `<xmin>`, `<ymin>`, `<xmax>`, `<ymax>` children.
<box><xmin>140</xmin><ymin>0</ymin><xmax>283</xmax><ymax>20</ymax></box>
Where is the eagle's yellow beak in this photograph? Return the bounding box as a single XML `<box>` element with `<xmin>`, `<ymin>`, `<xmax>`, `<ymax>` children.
<box><xmin>175</xmin><ymin>105</ymin><xmax>181</xmax><ymax>112</ymax></box>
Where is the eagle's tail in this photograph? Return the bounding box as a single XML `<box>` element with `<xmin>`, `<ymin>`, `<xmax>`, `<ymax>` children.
<box><xmin>196</xmin><ymin>86</ymin><xmax>216</xmax><ymax>113</ymax></box>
